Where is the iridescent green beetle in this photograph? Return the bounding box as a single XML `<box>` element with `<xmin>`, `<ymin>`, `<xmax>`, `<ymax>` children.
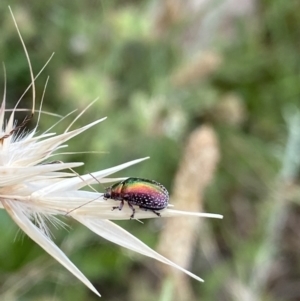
<box><xmin>104</xmin><ymin>178</ymin><xmax>169</xmax><ymax>219</ymax></box>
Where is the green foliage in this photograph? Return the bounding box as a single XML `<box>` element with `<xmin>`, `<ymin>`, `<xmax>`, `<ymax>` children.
<box><xmin>0</xmin><ymin>0</ymin><xmax>300</xmax><ymax>300</ymax></box>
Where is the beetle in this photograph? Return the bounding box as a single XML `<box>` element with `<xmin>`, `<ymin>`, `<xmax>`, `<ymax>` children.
<box><xmin>104</xmin><ymin>178</ymin><xmax>169</xmax><ymax>219</ymax></box>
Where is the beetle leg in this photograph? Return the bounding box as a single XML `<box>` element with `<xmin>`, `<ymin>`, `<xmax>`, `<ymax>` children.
<box><xmin>139</xmin><ymin>206</ymin><xmax>148</xmax><ymax>211</ymax></box>
<box><xmin>139</xmin><ymin>206</ymin><xmax>161</xmax><ymax>217</ymax></box>
<box><xmin>128</xmin><ymin>201</ymin><xmax>136</xmax><ymax>219</ymax></box>
<box><xmin>112</xmin><ymin>200</ymin><xmax>124</xmax><ymax>211</ymax></box>
<box><xmin>152</xmin><ymin>210</ymin><xmax>161</xmax><ymax>217</ymax></box>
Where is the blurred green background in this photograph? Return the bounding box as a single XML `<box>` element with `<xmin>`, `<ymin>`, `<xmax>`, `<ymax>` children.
<box><xmin>1</xmin><ymin>0</ymin><xmax>300</xmax><ymax>300</ymax></box>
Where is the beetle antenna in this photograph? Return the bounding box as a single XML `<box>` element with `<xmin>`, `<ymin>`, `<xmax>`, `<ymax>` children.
<box><xmin>89</xmin><ymin>172</ymin><xmax>106</xmax><ymax>190</ymax></box>
<box><xmin>64</xmin><ymin>168</ymin><xmax>104</xmax><ymax>216</ymax></box>
<box><xmin>65</xmin><ymin>194</ymin><xmax>102</xmax><ymax>216</ymax></box>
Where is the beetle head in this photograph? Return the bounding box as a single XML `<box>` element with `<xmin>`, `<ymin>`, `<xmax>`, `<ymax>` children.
<box><xmin>103</xmin><ymin>187</ymin><xmax>111</xmax><ymax>199</ymax></box>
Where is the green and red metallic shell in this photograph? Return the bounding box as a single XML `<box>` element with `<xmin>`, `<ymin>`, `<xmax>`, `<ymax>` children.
<box><xmin>104</xmin><ymin>178</ymin><xmax>169</xmax><ymax>218</ymax></box>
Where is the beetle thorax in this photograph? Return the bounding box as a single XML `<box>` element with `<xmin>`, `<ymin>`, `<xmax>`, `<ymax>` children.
<box><xmin>104</xmin><ymin>182</ymin><xmax>124</xmax><ymax>200</ymax></box>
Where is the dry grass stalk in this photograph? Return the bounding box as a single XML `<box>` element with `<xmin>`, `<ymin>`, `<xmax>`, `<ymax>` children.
<box><xmin>157</xmin><ymin>125</ymin><xmax>220</xmax><ymax>300</ymax></box>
